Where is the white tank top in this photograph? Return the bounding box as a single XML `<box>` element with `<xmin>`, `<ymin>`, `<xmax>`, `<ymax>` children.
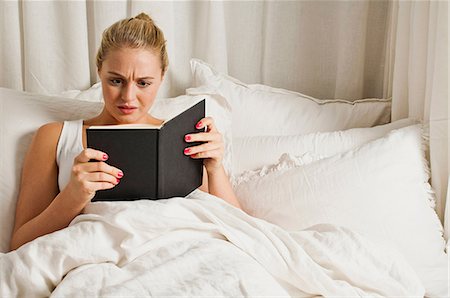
<box><xmin>56</xmin><ymin>119</ymin><xmax>84</xmax><ymax>191</ymax></box>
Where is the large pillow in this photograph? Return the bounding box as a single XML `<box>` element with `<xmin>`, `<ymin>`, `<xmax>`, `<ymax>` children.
<box><xmin>57</xmin><ymin>82</ymin><xmax>104</xmax><ymax>102</ymax></box>
<box><xmin>0</xmin><ymin>87</ymin><xmax>232</xmax><ymax>253</ymax></box>
<box><xmin>233</xmin><ymin>125</ymin><xmax>447</xmax><ymax>296</ymax></box>
<box><xmin>232</xmin><ymin>118</ymin><xmax>418</xmax><ymax>175</ymax></box>
<box><xmin>188</xmin><ymin>58</ymin><xmax>391</xmax><ymax>138</ymax></box>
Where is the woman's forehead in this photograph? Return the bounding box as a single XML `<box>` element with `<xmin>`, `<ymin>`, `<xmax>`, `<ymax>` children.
<box><xmin>102</xmin><ymin>47</ymin><xmax>162</xmax><ymax>75</ymax></box>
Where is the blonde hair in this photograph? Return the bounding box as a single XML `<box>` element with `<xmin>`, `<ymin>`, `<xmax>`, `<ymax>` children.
<box><xmin>96</xmin><ymin>12</ymin><xmax>168</xmax><ymax>75</ymax></box>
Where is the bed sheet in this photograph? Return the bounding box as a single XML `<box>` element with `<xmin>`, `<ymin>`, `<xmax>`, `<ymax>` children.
<box><xmin>420</xmin><ymin>261</ymin><xmax>449</xmax><ymax>297</ymax></box>
<box><xmin>1</xmin><ymin>190</ymin><xmax>425</xmax><ymax>297</ymax></box>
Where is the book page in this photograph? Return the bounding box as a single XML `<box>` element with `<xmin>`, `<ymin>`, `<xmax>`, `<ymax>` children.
<box><xmin>88</xmin><ymin>123</ymin><xmax>164</xmax><ymax>129</ymax></box>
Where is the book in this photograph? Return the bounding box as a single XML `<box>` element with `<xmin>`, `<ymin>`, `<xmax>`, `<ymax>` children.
<box><xmin>86</xmin><ymin>99</ymin><xmax>205</xmax><ymax>201</ymax></box>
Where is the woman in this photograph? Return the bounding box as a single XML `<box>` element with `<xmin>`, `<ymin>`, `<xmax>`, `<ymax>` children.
<box><xmin>10</xmin><ymin>13</ymin><xmax>240</xmax><ymax>251</ymax></box>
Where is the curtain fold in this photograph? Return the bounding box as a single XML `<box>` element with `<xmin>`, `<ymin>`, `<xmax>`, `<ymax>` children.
<box><xmin>21</xmin><ymin>1</ymin><xmax>91</xmax><ymax>93</ymax></box>
<box><xmin>0</xmin><ymin>0</ymin><xmax>23</xmax><ymax>91</ymax></box>
<box><xmin>389</xmin><ymin>1</ymin><xmax>448</xmax><ymax>230</ymax></box>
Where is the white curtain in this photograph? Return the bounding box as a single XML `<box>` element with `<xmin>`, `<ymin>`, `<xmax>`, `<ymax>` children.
<box><xmin>1</xmin><ymin>0</ymin><xmax>390</xmax><ymax>100</ymax></box>
<box><xmin>386</xmin><ymin>0</ymin><xmax>448</xmax><ymax>234</ymax></box>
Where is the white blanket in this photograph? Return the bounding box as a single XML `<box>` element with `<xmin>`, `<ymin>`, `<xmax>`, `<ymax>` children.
<box><xmin>1</xmin><ymin>190</ymin><xmax>424</xmax><ymax>297</ymax></box>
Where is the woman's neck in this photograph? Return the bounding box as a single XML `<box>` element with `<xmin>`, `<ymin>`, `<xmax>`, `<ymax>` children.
<box><xmin>83</xmin><ymin>110</ymin><xmax>164</xmax><ymax>126</ymax></box>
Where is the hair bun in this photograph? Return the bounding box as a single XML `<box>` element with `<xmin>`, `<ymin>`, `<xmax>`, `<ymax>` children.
<box><xmin>134</xmin><ymin>12</ymin><xmax>153</xmax><ymax>23</ymax></box>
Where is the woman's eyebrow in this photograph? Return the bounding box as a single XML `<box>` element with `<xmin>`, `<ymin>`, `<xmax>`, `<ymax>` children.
<box><xmin>107</xmin><ymin>71</ymin><xmax>125</xmax><ymax>77</ymax></box>
<box><xmin>107</xmin><ymin>71</ymin><xmax>155</xmax><ymax>80</ymax></box>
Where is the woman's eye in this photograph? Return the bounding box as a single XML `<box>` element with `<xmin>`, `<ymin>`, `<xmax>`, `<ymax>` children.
<box><xmin>137</xmin><ymin>81</ymin><xmax>151</xmax><ymax>87</ymax></box>
<box><xmin>110</xmin><ymin>79</ymin><xmax>122</xmax><ymax>85</ymax></box>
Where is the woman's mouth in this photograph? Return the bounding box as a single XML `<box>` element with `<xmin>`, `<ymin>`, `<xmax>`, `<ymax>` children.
<box><xmin>117</xmin><ymin>105</ymin><xmax>138</xmax><ymax>115</ymax></box>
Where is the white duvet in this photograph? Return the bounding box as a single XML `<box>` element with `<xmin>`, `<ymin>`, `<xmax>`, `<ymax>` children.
<box><xmin>1</xmin><ymin>190</ymin><xmax>424</xmax><ymax>297</ymax></box>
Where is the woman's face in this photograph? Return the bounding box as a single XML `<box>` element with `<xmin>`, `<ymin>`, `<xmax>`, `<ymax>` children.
<box><xmin>98</xmin><ymin>47</ymin><xmax>163</xmax><ymax>124</ymax></box>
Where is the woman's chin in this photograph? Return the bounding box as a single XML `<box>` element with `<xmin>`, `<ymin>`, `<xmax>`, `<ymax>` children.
<box><xmin>114</xmin><ymin>114</ymin><xmax>151</xmax><ymax>125</ymax></box>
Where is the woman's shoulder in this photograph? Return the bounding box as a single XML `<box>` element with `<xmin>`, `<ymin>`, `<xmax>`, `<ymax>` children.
<box><xmin>33</xmin><ymin>122</ymin><xmax>65</xmax><ymax>147</ymax></box>
<box><xmin>23</xmin><ymin>122</ymin><xmax>65</xmax><ymax>167</ymax></box>
<box><xmin>37</xmin><ymin>121</ymin><xmax>64</xmax><ymax>137</ymax></box>
<box><xmin>35</xmin><ymin>120</ymin><xmax>85</xmax><ymax>148</ymax></box>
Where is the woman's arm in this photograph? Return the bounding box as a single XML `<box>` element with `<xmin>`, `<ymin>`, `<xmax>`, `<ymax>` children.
<box><xmin>11</xmin><ymin>123</ymin><xmax>77</xmax><ymax>250</ymax></box>
<box><xmin>186</xmin><ymin>117</ymin><xmax>241</xmax><ymax>209</ymax></box>
<box><xmin>199</xmin><ymin>166</ymin><xmax>240</xmax><ymax>208</ymax></box>
<box><xmin>10</xmin><ymin>123</ymin><xmax>122</xmax><ymax>251</ymax></box>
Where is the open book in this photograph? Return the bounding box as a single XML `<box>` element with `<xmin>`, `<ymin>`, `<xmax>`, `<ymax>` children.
<box><xmin>87</xmin><ymin>99</ymin><xmax>205</xmax><ymax>201</ymax></box>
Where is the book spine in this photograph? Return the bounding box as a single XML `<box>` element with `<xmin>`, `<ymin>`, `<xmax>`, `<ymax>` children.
<box><xmin>156</xmin><ymin>130</ymin><xmax>164</xmax><ymax>198</ymax></box>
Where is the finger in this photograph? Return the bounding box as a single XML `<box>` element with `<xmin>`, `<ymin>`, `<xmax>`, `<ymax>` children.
<box><xmin>184</xmin><ymin>142</ymin><xmax>223</xmax><ymax>156</ymax></box>
<box><xmin>85</xmin><ymin>180</ymin><xmax>118</xmax><ymax>193</ymax></box>
<box><xmin>75</xmin><ymin>148</ymin><xmax>109</xmax><ymax>163</ymax></box>
<box><xmin>84</xmin><ymin>172</ymin><xmax>121</xmax><ymax>186</ymax></box>
<box><xmin>195</xmin><ymin>117</ymin><xmax>217</xmax><ymax>132</ymax></box>
<box><xmin>189</xmin><ymin>148</ymin><xmax>223</xmax><ymax>159</ymax></box>
<box><xmin>73</xmin><ymin>161</ymin><xmax>124</xmax><ymax>179</ymax></box>
<box><xmin>74</xmin><ymin>172</ymin><xmax>119</xmax><ymax>197</ymax></box>
<box><xmin>185</xmin><ymin>131</ymin><xmax>222</xmax><ymax>143</ymax></box>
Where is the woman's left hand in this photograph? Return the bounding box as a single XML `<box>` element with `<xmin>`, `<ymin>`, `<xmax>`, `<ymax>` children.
<box><xmin>184</xmin><ymin>117</ymin><xmax>224</xmax><ymax>174</ymax></box>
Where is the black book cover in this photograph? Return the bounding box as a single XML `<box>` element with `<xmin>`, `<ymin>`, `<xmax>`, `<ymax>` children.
<box><xmin>87</xmin><ymin>99</ymin><xmax>205</xmax><ymax>201</ymax></box>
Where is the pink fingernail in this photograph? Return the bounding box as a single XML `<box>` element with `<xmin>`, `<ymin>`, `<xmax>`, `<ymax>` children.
<box><xmin>116</xmin><ymin>178</ymin><xmax>120</xmax><ymax>183</ymax></box>
<box><xmin>196</xmin><ymin>121</ymin><xmax>202</xmax><ymax>128</ymax></box>
<box><xmin>185</xmin><ymin>135</ymin><xmax>191</xmax><ymax>141</ymax></box>
<box><xmin>184</xmin><ymin>148</ymin><xmax>191</xmax><ymax>154</ymax></box>
<box><xmin>118</xmin><ymin>171</ymin><xmax>123</xmax><ymax>178</ymax></box>
<box><xmin>103</xmin><ymin>154</ymin><xmax>108</xmax><ymax>160</ymax></box>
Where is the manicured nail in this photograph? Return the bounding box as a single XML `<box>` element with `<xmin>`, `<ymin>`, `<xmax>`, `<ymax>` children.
<box><xmin>103</xmin><ymin>154</ymin><xmax>108</xmax><ymax>160</ymax></box>
<box><xmin>184</xmin><ymin>148</ymin><xmax>191</xmax><ymax>154</ymax></box>
<box><xmin>196</xmin><ymin>121</ymin><xmax>202</xmax><ymax>128</ymax></box>
<box><xmin>116</xmin><ymin>178</ymin><xmax>120</xmax><ymax>183</ymax></box>
<box><xmin>185</xmin><ymin>135</ymin><xmax>191</xmax><ymax>141</ymax></box>
<box><xmin>118</xmin><ymin>171</ymin><xmax>123</xmax><ymax>178</ymax></box>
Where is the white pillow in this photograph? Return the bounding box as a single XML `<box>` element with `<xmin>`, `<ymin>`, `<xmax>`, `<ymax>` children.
<box><xmin>57</xmin><ymin>82</ymin><xmax>104</xmax><ymax>102</ymax></box>
<box><xmin>232</xmin><ymin>118</ymin><xmax>418</xmax><ymax>176</ymax></box>
<box><xmin>188</xmin><ymin>58</ymin><xmax>391</xmax><ymax>138</ymax></box>
<box><xmin>233</xmin><ymin>125</ymin><xmax>447</xmax><ymax>296</ymax></box>
<box><xmin>0</xmin><ymin>87</ymin><xmax>232</xmax><ymax>253</ymax></box>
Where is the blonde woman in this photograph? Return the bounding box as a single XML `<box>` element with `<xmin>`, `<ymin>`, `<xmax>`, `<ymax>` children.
<box><xmin>10</xmin><ymin>13</ymin><xmax>240</xmax><ymax>251</ymax></box>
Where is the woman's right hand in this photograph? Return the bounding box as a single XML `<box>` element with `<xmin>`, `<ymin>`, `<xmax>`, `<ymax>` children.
<box><xmin>63</xmin><ymin>148</ymin><xmax>123</xmax><ymax>207</ymax></box>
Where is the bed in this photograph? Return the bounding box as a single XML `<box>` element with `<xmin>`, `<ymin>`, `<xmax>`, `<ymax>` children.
<box><xmin>0</xmin><ymin>59</ymin><xmax>448</xmax><ymax>297</ymax></box>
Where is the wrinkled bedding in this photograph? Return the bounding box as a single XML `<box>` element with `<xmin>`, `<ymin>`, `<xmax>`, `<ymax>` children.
<box><xmin>1</xmin><ymin>190</ymin><xmax>424</xmax><ymax>297</ymax></box>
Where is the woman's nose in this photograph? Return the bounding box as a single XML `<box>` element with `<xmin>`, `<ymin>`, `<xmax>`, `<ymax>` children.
<box><xmin>121</xmin><ymin>83</ymin><xmax>136</xmax><ymax>102</ymax></box>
